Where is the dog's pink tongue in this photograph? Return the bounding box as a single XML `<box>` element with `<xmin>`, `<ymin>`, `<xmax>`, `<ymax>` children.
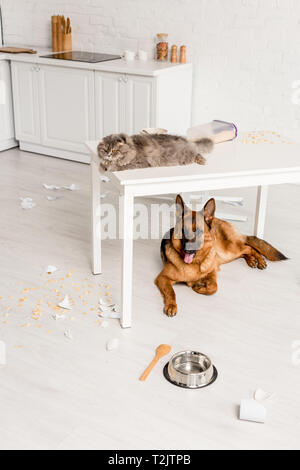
<box><xmin>184</xmin><ymin>253</ymin><xmax>195</xmax><ymax>264</ymax></box>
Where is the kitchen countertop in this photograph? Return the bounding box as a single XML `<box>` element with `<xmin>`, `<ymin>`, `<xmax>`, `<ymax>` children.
<box><xmin>0</xmin><ymin>47</ymin><xmax>192</xmax><ymax>76</ymax></box>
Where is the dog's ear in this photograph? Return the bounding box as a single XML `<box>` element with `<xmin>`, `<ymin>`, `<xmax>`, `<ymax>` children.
<box><xmin>203</xmin><ymin>198</ymin><xmax>216</xmax><ymax>226</ymax></box>
<box><xmin>175</xmin><ymin>195</ymin><xmax>185</xmax><ymax>239</ymax></box>
<box><xmin>176</xmin><ymin>194</ymin><xmax>185</xmax><ymax>214</ymax></box>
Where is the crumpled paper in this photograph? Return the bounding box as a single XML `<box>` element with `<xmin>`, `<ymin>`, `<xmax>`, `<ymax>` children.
<box><xmin>20</xmin><ymin>197</ymin><xmax>36</xmax><ymax>210</ymax></box>
<box><xmin>58</xmin><ymin>295</ymin><xmax>72</xmax><ymax>310</ymax></box>
<box><xmin>98</xmin><ymin>297</ymin><xmax>120</xmax><ymax>319</ymax></box>
<box><xmin>46</xmin><ymin>195</ymin><xmax>59</xmax><ymax>201</ymax></box>
<box><xmin>65</xmin><ymin>183</ymin><xmax>79</xmax><ymax>191</ymax></box>
<box><xmin>43</xmin><ymin>183</ymin><xmax>79</xmax><ymax>191</ymax></box>
<box><xmin>43</xmin><ymin>184</ymin><xmax>61</xmax><ymax>190</ymax></box>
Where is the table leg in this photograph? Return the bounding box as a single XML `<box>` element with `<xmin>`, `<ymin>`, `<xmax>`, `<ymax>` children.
<box><xmin>91</xmin><ymin>160</ymin><xmax>101</xmax><ymax>274</ymax></box>
<box><xmin>254</xmin><ymin>185</ymin><xmax>269</xmax><ymax>238</ymax></box>
<box><xmin>120</xmin><ymin>191</ymin><xmax>134</xmax><ymax>328</ymax></box>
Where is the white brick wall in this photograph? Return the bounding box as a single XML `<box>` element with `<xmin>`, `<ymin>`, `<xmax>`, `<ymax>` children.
<box><xmin>2</xmin><ymin>0</ymin><xmax>300</xmax><ymax>135</ymax></box>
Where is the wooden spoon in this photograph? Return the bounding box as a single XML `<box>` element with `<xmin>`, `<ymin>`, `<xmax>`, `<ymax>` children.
<box><xmin>139</xmin><ymin>344</ymin><xmax>171</xmax><ymax>381</ymax></box>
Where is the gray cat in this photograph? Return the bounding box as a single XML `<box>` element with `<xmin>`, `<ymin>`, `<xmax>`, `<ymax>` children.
<box><xmin>97</xmin><ymin>133</ymin><xmax>213</xmax><ymax>172</ymax></box>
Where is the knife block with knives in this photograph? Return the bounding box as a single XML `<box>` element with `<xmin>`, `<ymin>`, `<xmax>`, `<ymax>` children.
<box><xmin>51</xmin><ymin>15</ymin><xmax>72</xmax><ymax>52</ymax></box>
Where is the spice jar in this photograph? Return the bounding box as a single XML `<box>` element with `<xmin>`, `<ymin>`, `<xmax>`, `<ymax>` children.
<box><xmin>170</xmin><ymin>45</ymin><xmax>178</xmax><ymax>63</ymax></box>
<box><xmin>179</xmin><ymin>45</ymin><xmax>187</xmax><ymax>64</ymax></box>
<box><xmin>156</xmin><ymin>33</ymin><xmax>168</xmax><ymax>61</ymax></box>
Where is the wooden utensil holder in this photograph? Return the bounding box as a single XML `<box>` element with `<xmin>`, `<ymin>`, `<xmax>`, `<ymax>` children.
<box><xmin>52</xmin><ymin>16</ymin><xmax>58</xmax><ymax>52</ymax></box>
<box><xmin>52</xmin><ymin>15</ymin><xmax>72</xmax><ymax>52</ymax></box>
<box><xmin>63</xmin><ymin>33</ymin><xmax>72</xmax><ymax>51</ymax></box>
<box><xmin>57</xmin><ymin>16</ymin><xmax>63</xmax><ymax>52</ymax></box>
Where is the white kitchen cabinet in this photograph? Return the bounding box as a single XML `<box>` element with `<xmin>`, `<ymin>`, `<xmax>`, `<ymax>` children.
<box><xmin>10</xmin><ymin>56</ymin><xmax>192</xmax><ymax>163</ymax></box>
<box><xmin>11</xmin><ymin>61</ymin><xmax>40</xmax><ymax>144</ymax></box>
<box><xmin>11</xmin><ymin>62</ymin><xmax>94</xmax><ymax>162</ymax></box>
<box><xmin>125</xmin><ymin>75</ymin><xmax>154</xmax><ymax>134</ymax></box>
<box><xmin>39</xmin><ymin>65</ymin><xmax>95</xmax><ymax>154</ymax></box>
<box><xmin>95</xmin><ymin>72</ymin><xmax>126</xmax><ymax>137</ymax></box>
<box><xmin>95</xmin><ymin>72</ymin><xmax>153</xmax><ymax>138</ymax></box>
<box><xmin>0</xmin><ymin>60</ymin><xmax>17</xmax><ymax>151</ymax></box>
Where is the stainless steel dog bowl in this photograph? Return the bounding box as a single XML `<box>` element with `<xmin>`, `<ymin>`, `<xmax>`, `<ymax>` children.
<box><xmin>163</xmin><ymin>350</ymin><xmax>218</xmax><ymax>389</ymax></box>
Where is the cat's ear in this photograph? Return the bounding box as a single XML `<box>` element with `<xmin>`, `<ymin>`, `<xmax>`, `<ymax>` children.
<box><xmin>203</xmin><ymin>198</ymin><xmax>216</xmax><ymax>226</ymax></box>
<box><xmin>119</xmin><ymin>133</ymin><xmax>131</xmax><ymax>144</ymax></box>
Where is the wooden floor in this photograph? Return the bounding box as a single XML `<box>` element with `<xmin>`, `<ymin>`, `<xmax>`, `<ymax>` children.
<box><xmin>0</xmin><ymin>147</ymin><xmax>299</xmax><ymax>450</ymax></box>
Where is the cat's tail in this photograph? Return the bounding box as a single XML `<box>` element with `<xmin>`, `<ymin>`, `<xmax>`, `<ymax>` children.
<box><xmin>194</xmin><ymin>138</ymin><xmax>214</xmax><ymax>154</ymax></box>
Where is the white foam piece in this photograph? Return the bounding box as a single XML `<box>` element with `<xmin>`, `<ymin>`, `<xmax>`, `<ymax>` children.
<box><xmin>106</xmin><ymin>338</ymin><xmax>119</xmax><ymax>351</ymax></box>
<box><xmin>254</xmin><ymin>388</ymin><xmax>276</xmax><ymax>402</ymax></box>
<box><xmin>99</xmin><ymin>310</ymin><xmax>120</xmax><ymax>319</ymax></box>
<box><xmin>239</xmin><ymin>399</ymin><xmax>266</xmax><ymax>424</ymax></box>
<box><xmin>43</xmin><ymin>183</ymin><xmax>79</xmax><ymax>191</ymax></box>
<box><xmin>52</xmin><ymin>314</ymin><xmax>66</xmax><ymax>320</ymax></box>
<box><xmin>20</xmin><ymin>197</ymin><xmax>36</xmax><ymax>209</ymax></box>
<box><xmin>46</xmin><ymin>265</ymin><xmax>58</xmax><ymax>274</ymax></box>
<box><xmin>63</xmin><ymin>183</ymin><xmax>79</xmax><ymax>191</ymax></box>
<box><xmin>0</xmin><ymin>341</ymin><xmax>6</xmax><ymax>365</ymax></box>
<box><xmin>100</xmin><ymin>175</ymin><xmax>110</xmax><ymax>182</ymax></box>
<box><xmin>43</xmin><ymin>183</ymin><xmax>61</xmax><ymax>190</ymax></box>
<box><xmin>64</xmin><ymin>329</ymin><xmax>73</xmax><ymax>340</ymax></box>
<box><xmin>98</xmin><ymin>304</ymin><xmax>114</xmax><ymax>312</ymax></box>
<box><xmin>99</xmin><ymin>297</ymin><xmax>114</xmax><ymax>307</ymax></box>
<box><xmin>58</xmin><ymin>295</ymin><xmax>72</xmax><ymax>310</ymax></box>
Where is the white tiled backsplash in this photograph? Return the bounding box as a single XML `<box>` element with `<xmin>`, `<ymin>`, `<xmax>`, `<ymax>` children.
<box><xmin>2</xmin><ymin>0</ymin><xmax>300</xmax><ymax>136</ymax></box>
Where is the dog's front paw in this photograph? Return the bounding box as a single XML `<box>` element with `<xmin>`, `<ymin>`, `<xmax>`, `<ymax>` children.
<box><xmin>245</xmin><ymin>255</ymin><xmax>258</xmax><ymax>268</ymax></box>
<box><xmin>257</xmin><ymin>258</ymin><xmax>267</xmax><ymax>270</ymax></box>
<box><xmin>164</xmin><ymin>302</ymin><xmax>177</xmax><ymax>317</ymax></box>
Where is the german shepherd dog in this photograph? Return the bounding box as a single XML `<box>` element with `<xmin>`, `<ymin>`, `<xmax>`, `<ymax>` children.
<box><xmin>155</xmin><ymin>195</ymin><xmax>287</xmax><ymax>317</ymax></box>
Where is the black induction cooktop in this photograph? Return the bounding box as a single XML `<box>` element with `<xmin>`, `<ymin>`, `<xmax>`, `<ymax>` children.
<box><xmin>40</xmin><ymin>51</ymin><xmax>121</xmax><ymax>63</ymax></box>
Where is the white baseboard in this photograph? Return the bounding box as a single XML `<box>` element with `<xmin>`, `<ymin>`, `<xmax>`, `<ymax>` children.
<box><xmin>19</xmin><ymin>141</ymin><xmax>91</xmax><ymax>164</ymax></box>
<box><xmin>0</xmin><ymin>138</ymin><xmax>18</xmax><ymax>152</ymax></box>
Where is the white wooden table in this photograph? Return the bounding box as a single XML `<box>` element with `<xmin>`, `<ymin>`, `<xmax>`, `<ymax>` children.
<box><xmin>86</xmin><ymin>140</ymin><xmax>300</xmax><ymax>328</ymax></box>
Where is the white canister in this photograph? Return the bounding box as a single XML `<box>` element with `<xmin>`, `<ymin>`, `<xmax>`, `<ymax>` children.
<box><xmin>137</xmin><ymin>49</ymin><xmax>148</xmax><ymax>61</ymax></box>
<box><xmin>124</xmin><ymin>50</ymin><xmax>135</xmax><ymax>61</ymax></box>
